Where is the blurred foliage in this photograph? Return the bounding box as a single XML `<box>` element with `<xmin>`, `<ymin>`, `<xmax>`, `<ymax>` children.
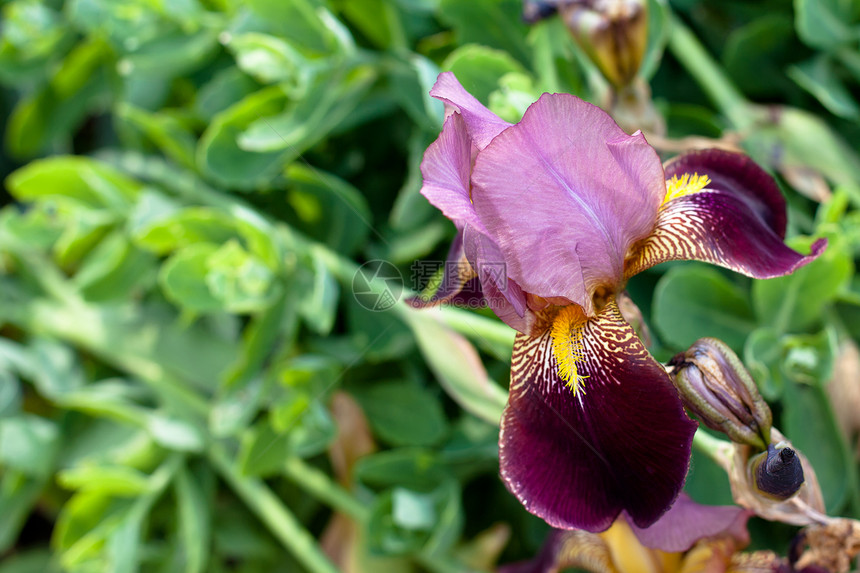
<box><xmin>1</xmin><ymin>0</ymin><xmax>860</xmax><ymax>572</ymax></box>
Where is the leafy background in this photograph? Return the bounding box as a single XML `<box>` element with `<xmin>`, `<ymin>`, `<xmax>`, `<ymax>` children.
<box><xmin>1</xmin><ymin>0</ymin><xmax>859</xmax><ymax>572</ymax></box>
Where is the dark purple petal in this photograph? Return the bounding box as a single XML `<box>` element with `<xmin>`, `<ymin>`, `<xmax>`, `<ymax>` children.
<box><xmin>429</xmin><ymin>72</ymin><xmax>512</xmax><ymax>150</ymax></box>
<box><xmin>471</xmin><ymin>93</ymin><xmax>664</xmax><ymax>314</ymax></box>
<box><xmin>624</xmin><ymin>189</ymin><xmax>827</xmax><ymax>280</ymax></box>
<box><xmin>419</xmin><ymin>113</ymin><xmax>486</xmax><ymax>233</ymax></box>
<box><xmin>629</xmin><ymin>493</ymin><xmax>752</xmax><ymax>552</ymax></box>
<box><xmin>499</xmin><ymin>300</ymin><xmax>696</xmax><ymax>532</ymax></box>
<box><xmin>463</xmin><ymin>225</ymin><xmax>538</xmax><ymax>335</ymax></box>
<box><xmin>406</xmin><ymin>230</ymin><xmax>483</xmax><ymax>309</ymax></box>
<box><xmin>665</xmin><ymin>149</ymin><xmax>788</xmax><ymax>237</ymax></box>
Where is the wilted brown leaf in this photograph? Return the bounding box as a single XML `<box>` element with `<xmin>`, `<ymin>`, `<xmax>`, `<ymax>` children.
<box><xmin>794</xmin><ymin>518</ymin><xmax>860</xmax><ymax>573</ymax></box>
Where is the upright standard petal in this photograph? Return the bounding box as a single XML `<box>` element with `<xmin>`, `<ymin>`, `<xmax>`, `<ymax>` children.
<box><xmin>419</xmin><ymin>113</ymin><xmax>486</xmax><ymax>233</ymax></box>
<box><xmin>499</xmin><ymin>301</ymin><xmax>696</xmax><ymax>532</ymax></box>
<box><xmin>624</xmin><ymin>149</ymin><xmax>826</xmax><ymax>279</ymax></box>
<box><xmin>429</xmin><ymin>72</ymin><xmax>512</xmax><ymax>150</ymax></box>
<box><xmin>472</xmin><ymin>94</ymin><xmax>665</xmax><ymax>313</ymax></box>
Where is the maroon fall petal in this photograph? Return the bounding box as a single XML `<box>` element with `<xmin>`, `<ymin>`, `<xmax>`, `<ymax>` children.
<box><xmin>499</xmin><ymin>300</ymin><xmax>697</xmax><ymax>532</ymax></box>
<box><xmin>664</xmin><ymin>149</ymin><xmax>789</xmax><ymax>237</ymax></box>
<box><xmin>624</xmin><ymin>189</ymin><xmax>826</xmax><ymax>279</ymax></box>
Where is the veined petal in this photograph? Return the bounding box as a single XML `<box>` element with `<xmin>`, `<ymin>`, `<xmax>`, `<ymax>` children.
<box><xmin>429</xmin><ymin>72</ymin><xmax>512</xmax><ymax>150</ymax></box>
<box><xmin>472</xmin><ymin>93</ymin><xmax>665</xmax><ymax>312</ymax></box>
<box><xmin>406</xmin><ymin>229</ymin><xmax>482</xmax><ymax>308</ymax></box>
<box><xmin>665</xmin><ymin>149</ymin><xmax>788</xmax><ymax>237</ymax></box>
<box><xmin>625</xmin><ymin>149</ymin><xmax>826</xmax><ymax>279</ymax></box>
<box><xmin>499</xmin><ymin>300</ymin><xmax>696</xmax><ymax>532</ymax></box>
<box><xmin>419</xmin><ymin>113</ymin><xmax>486</xmax><ymax>233</ymax></box>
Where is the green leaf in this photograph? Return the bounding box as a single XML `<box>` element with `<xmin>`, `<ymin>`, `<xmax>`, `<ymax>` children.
<box><xmin>5</xmin><ymin>39</ymin><xmax>111</xmax><ymax>158</ymax></box>
<box><xmin>652</xmin><ymin>265</ymin><xmax>755</xmax><ymax>352</ymax></box>
<box><xmin>295</xmin><ymin>257</ymin><xmax>340</xmax><ymax>336</ymax></box>
<box><xmin>118</xmin><ymin>27</ymin><xmax>218</xmax><ymax>79</ymax></box>
<box><xmin>193</xmin><ymin>67</ymin><xmax>259</xmax><ymax>121</ymax></box>
<box><xmin>0</xmin><ymin>415</ymin><xmax>60</xmax><ymax>478</ymax></box>
<box><xmin>28</xmin><ymin>339</ymin><xmax>86</xmax><ymax>399</ymax></box>
<box><xmin>247</xmin><ymin>0</ymin><xmax>344</xmax><ymax>54</ymax></box>
<box><xmin>438</xmin><ymin>0</ymin><xmax>531</xmax><ymax>66</ymax></box>
<box><xmin>355</xmin><ymin>448</ymin><xmax>449</xmax><ymax>492</ymax></box>
<box><xmin>336</xmin><ymin>0</ymin><xmax>405</xmax><ymax>50</ymax></box>
<box><xmin>145</xmin><ymin>413</ymin><xmax>205</xmax><ymax>453</ymax></box>
<box><xmin>205</xmin><ymin>240</ymin><xmax>281</xmax><ymax>314</ymax></box>
<box><xmin>744</xmin><ymin>106</ymin><xmax>860</xmax><ymax>192</ymax></box>
<box><xmin>133</xmin><ymin>207</ymin><xmax>239</xmax><ymax>256</ymax></box>
<box><xmin>752</xmin><ymin>235</ymin><xmax>852</xmax><ymax>333</ymax></box>
<box><xmin>175</xmin><ymin>464</ymin><xmax>212</xmax><ymax>573</ymax></box>
<box><xmin>353</xmin><ymin>382</ymin><xmax>447</xmax><ymax>447</ymax></box>
<box><xmin>0</xmin><ymin>549</ymin><xmax>62</xmax><ymax>573</ymax></box>
<box><xmin>788</xmin><ymin>56</ymin><xmax>860</xmax><ymax>120</ymax></box>
<box><xmin>284</xmin><ymin>164</ymin><xmax>373</xmax><ymax>256</ymax></box>
<box><xmin>783</xmin><ymin>376</ymin><xmax>853</xmax><ymax>512</ymax></box>
<box><xmin>795</xmin><ymin>0</ymin><xmax>860</xmax><ymax>51</ymax></box>
<box><xmin>0</xmin><ymin>371</ymin><xmax>22</xmax><ymax>419</ymax></box>
<box><xmin>0</xmin><ymin>472</ymin><xmax>48</xmax><ymax>554</ymax></box>
<box><xmin>723</xmin><ymin>15</ymin><xmax>796</xmax><ymax>98</ymax></box>
<box><xmin>57</xmin><ymin>465</ymin><xmax>153</xmax><ymax>497</ymax></box>
<box><xmin>159</xmin><ymin>243</ymin><xmax>223</xmax><ymax>313</ymax></box>
<box><xmin>744</xmin><ymin>327</ymin><xmax>786</xmax><ymax>401</ymax></box>
<box><xmin>196</xmin><ymin>85</ymin><xmax>289</xmax><ymax>189</ymax></box>
<box><xmin>226</xmin><ymin>32</ymin><xmax>312</xmax><ymax>90</ymax></box>
<box><xmin>116</xmin><ymin>104</ymin><xmax>198</xmax><ymax>169</ymax></box>
<box><xmin>402</xmin><ymin>308</ymin><xmax>508</xmax><ymax>425</ymax></box>
<box><xmin>7</xmin><ymin>156</ymin><xmax>142</xmax><ymax>211</ymax></box>
<box><xmin>442</xmin><ymin>44</ymin><xmax>526</xmax><ymax>105</ymax></box>
<box><xmin>73</xmin><ymin>231</ymin><xmax>158</xmax><ymax>302</ymax></box>
<box><xmin>366</xmin><ymin>479</ymin><xmax>462</xmax><ymax>558</ymax></box>
<box><xmin>238</xmin><ymin>419</ymin><xmax>291</xmax><ymax>478</ymax></box>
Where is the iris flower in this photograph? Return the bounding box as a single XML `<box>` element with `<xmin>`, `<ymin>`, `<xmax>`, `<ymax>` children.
<box><xmin>413</xmin><ymin>72</ymin><xmax>825</xmax><ymax>532</ymax></box>
<box><xmin>499</xmin><ymin>494</ymin><xmax>824</xmax><ymax>573</ymax></box>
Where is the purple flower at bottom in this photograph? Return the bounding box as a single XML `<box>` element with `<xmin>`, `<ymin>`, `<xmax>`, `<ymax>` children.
<box><xmin>412</xmin><ymin>72</ymin><xmax>826</xmax><ymax>532</ymax></box>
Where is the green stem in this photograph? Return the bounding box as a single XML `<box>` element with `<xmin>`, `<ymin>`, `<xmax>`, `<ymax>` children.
<box><xmin>282</xmin><ymin>457</ymin><xmax>370</xmax><ymax>523</ymax></box>
<box><xmin>691</xmin><ymin>429</ymin><xmax>733</xmax><ymax>467</ymax></box>
<box><xmin>667</xmin><ymin>17</ymin><xmax>755</xmax><ymax>129</ymax></box>
<box><xmin>210</xmin><ymin>445</ymin><xmax>341</xmax><ymax>573</ymax></box>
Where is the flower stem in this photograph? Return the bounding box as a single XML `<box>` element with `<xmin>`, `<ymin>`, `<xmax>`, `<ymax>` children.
<box><xmin>282</xmin><ymin>457</ymin><xmax>370</xmax><ymax>523</ymax></box>
<box><xmin>210</xmin><ymin>445</ymin><xmax>341</xmax><ymax>573</ymax></box>
<box><xmin>691</xmin><ymin>428</ymin><xmax>733</xmax><ymax>468</ymax></box>
<box><xmin>667</xmin><ymin>17</ymin><xmax>755</xmax><ymax>130</ymax></box>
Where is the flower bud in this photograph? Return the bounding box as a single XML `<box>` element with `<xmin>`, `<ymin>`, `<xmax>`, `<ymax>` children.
<box><xmin>670</xmin><ymin>338</ymin><xmax>772</xmax><ymax>449</ymax></box>
<box><xmin>559</xmin><ymin>0</ymin><xmax>648</xmax><ymax>89</ymax></box>
<box><xmin>748</xmin><ymin>443</ymin><xmax>805</xmax><ymax>501</ymax></box>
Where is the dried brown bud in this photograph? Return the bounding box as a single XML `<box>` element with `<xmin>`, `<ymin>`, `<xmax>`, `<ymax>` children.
<box><xmin>559</xmin><ymin>0</ymin><xmax>648</xmax><ymax>88</ymax></box>
<box><xmin>749</xmin><ymin>443</ymin><xmax>805</xmax><ymax>502</ymax></box>
<box><xmin>670</xmin><ymin>338</ymin><xmax>773</xmax><ymax>449</ymax></box>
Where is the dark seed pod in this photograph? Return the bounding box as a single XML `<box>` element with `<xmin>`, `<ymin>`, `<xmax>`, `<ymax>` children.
<box><xmin>749</xmin><ymin>443</ymin><xmax>805</xmax><ymax>501</ymax></box>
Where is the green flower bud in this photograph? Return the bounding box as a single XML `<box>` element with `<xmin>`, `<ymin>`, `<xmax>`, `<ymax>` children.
<box><xmin>748</xmin><ymin>443</ymin><xmax>805</xmax><ymax>501</ymax></box>
<box><xmin>670</xmin><ymin>338</ymin><xmax>772</xmax><ymax>449</ymax></box>
<box><xmin>559</xmin><ymin>0</ymin><xmax>648</xmax><ymax>89</ymax></box>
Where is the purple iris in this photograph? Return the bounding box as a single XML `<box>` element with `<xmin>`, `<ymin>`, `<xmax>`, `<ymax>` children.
<box><xmin>413</xmin><ymin>72</ymin><xmax>826</xmax><ymax>532</ymax></box>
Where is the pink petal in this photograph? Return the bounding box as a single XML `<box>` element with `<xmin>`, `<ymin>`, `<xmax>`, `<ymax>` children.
<box><xmin>471</xmin><ymin>93</ymin><xmax>664</xmax><ymax>314</ymax></box>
